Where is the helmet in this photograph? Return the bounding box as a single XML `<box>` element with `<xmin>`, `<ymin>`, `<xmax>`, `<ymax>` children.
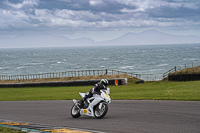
<box><xmin>100</xmin><ymin>79</ymin><xmax>108</xmax><ymax>87</ymax></box>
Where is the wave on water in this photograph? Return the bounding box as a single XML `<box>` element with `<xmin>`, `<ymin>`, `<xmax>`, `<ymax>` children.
<box><xmin>0</xmin><ymin>67</ymin><xmax>10</xmax><ymax>70</ymax></box>
<box><xmin>156</xmin><ymin>64</ymin><xmax>169</xmax><ymax>67</ymax></box>
<box><xmin>16</xmin><ymin>67</ymin><xmax>24</xmax><ymax>70</ymax></box>
<box><xmin>183</xmin><ymin>58</ymin><xmax>196</xmax><ymax>61</ymax></box>
<box><xmin>57</xmin><ymin>62</ymin><xmax>65</xmax><ymax>64</ymax></box>
<box><xmin>24</xmin><ymin>63</ymin><xmax>44</xmax><ymax>66</ymax></box>
<box><xmin>120</xmin><ymin>66</ymin><xmax>135</xmax><ymax>69</ymax></box>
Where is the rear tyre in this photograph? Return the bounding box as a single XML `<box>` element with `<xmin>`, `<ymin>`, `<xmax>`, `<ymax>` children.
<box><xmin>94</xmin><ymin>102</ymin><xmax>108</xmax><ymax>119</ymax></box>
<box><xmin>71</xmin><ymin>104</ymin><xmax>80</xmax><ymax>118</ymax></box>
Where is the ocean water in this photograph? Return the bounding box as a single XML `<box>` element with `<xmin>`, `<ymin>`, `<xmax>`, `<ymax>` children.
<box><xmin>0</xmin><ymin>44</ymin><xmax>200</xmax><ymax>80</ymax></box>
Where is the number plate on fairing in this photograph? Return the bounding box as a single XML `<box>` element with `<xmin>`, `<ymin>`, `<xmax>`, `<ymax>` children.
<box><xmin>84</xmin><ymin>109</ymin><xmax>87</xmax><ymax>114</ymax></box>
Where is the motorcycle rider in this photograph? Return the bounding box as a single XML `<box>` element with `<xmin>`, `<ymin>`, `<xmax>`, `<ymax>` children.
<box><xmin>78</xmin><ymin>79</ymin><xmax>109</xmax><ymax>108</ymax></box>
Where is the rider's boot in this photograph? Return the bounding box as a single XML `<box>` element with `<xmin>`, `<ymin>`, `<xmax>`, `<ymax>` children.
<box><xmin>78</xmin><ymin>94</ymin><xmax>89</xmax><ymax>108</ymax></box>
<box><xmin>78</xmin><ymin>99</ymin><xmax>84</xmax><ymax>108</ymax></box>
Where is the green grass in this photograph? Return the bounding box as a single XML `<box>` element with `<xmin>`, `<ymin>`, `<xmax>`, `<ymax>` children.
<box><xmin>0</xmin><ymin>86</ymin><xmax>89</xmax><ymax>101</ymax></box>
<box><xmin>111</xmin><ymin>79</ymin><xmax>200</xmax><ymax>101</ymax></box>
<box><xmin>0</xmin><ymin>78</ymin><xmax>200</xmax><ymax>101</ymax></box>
<box><xmin>0</xmin><ymin>127</ymin><xmax>25</xmax><ymax>133</ymax></box>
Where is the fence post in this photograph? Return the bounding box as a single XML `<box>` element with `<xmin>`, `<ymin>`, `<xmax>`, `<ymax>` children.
<box><xmin>105</xmin><ymin>69</ymin><xmax>108</xmax><ymax>75</ymax></box>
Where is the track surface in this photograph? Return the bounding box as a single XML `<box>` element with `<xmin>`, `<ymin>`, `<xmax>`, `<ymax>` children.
<box><xmin>0</xmin><ymin>100</ymin><xmax>200</xmax><ymax>133</ymax></box>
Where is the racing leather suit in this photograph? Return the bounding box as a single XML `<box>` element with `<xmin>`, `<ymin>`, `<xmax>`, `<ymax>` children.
<box><xmin>79</xmin><ymin>82</ymin><xmax>107</xmax><ymax>106</ymax></box>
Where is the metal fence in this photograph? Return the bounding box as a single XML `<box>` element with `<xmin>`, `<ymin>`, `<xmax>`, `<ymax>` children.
<box><xmin>0</xmin><ymin>69</ymin><xmax>139</xmax><ymax>80</ymax></box>
<box><xmin>137</xmin><ymin>73</ymin><xmax>164</xmax><ymax>81</ymax></box>
<box><xmin>163</xmin><ymin>66</ymin><xmax>181</xmax><ymax>79</ymax></box>
<box><xmin>0</xmin><ymin>69</ymin><xmax>165</xmax><ymax>82</ymax></box>
<box><xmin>105</xmin><ymin>70</ymin><xmax>163</xmax><ymax>81</ymax></box>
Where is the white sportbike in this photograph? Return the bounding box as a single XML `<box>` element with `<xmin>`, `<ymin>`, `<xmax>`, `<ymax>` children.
<box><xmin>71</xmin><ymin>88</ymin><xmax>111</xmax><ymax>119</ymax></box>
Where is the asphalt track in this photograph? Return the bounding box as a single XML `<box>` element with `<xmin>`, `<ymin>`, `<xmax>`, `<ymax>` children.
<box><xmin>0</xmin><ymin>100</ymin><xmax>200</xmax><ymax>133</ymax></box>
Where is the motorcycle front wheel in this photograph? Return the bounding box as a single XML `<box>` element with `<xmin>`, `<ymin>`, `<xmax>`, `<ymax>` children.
<box><xmin>71</xmin><ymin>104</ymin><xmax>80</xmax><ymax>118</ymax></box>
<box><xmin>94</xmin><ymin>102</ymin><xmax>108</xmax><ymax>119</ymax></box>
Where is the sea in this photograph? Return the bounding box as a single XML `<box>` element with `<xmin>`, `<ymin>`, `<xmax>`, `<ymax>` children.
<box><xmin>0</xmin><ymin>44</ymin><xmax>200</xmax><ymax>80</ymax></box>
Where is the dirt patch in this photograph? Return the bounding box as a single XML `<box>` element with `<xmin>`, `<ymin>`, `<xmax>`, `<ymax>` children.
<box><xmin>0</xmin><ymin>74</ymin><xmax>135</xmax><ymax>84</ymax></box>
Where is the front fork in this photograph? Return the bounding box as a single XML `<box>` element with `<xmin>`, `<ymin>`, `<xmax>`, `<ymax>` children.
<box><xmin>73</xmin><ymin>99</ymin><xmax>81</xmax><ymax>110</ymax></box>
<box><xmin>98</xmin><ymin>102</ymin><xmax>103</xmax><ymax>109</ymax></box>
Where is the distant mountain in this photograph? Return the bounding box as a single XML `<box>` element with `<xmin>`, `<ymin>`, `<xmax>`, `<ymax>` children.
<box><xmin>99</xmin><ymin>30</ymin><xmax>200</xmax><ymax>45</ymax></box>
<box><xmin>0</xmin><ymin>30</ymin><xmax>200</xmax><ymax>48</ymax></box>
<box><xmin>0</xmin><ymin>33</ymin><xmax>96</xmax><ymax>48</ymax></box>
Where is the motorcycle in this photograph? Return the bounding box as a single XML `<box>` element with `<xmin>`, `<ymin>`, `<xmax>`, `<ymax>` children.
<box><xmin>71</xmin><ymin>88</ymin><xmax>111</xmax><ymax>119</ymax></box>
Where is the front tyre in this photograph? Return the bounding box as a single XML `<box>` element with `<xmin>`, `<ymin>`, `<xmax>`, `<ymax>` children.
<box><xmin>94</xmin><ymin>102</ymin><xmax>108</xmax><ymax>119</ymax></box>
<box><xmin>71</xmin><ymin>104</ymin><xmax>80</xmax><ymax>118</ymax></box>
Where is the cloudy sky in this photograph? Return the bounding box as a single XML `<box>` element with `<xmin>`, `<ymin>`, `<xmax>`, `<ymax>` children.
<box><xmin>0</xmin><ymin>0</ymin><xmax>200</xmax><ymax>41</ymax></box>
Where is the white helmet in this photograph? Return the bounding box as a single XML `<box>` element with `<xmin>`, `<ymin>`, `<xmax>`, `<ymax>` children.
<box><xmin>100</xmin><ymin>79</ymin><xmax>108</xmax><ymax>87</ymax></box>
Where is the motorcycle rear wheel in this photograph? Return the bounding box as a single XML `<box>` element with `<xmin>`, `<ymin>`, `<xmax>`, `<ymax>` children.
<box><xmin>94</xmin><ymin>102</ymin><xmax>108</xmax><ymax>119</ymax></box>
<box><xmin>71</xmin><ymin>104</ymin><xmax>81</xmax><ymax>118</ymax></box>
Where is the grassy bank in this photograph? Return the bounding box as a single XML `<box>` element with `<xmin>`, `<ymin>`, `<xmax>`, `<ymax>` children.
<box><xmin>0</xmin><ymin>127</ymin><xmax>25</xmax><ymax>133</ymax></box>
<box><xmin>170</xmin><ymin>66</ymin><xmax>200</xmax><ymax>75</ymax></box>
<box><xmin>0</xmin><ymin>78</ymin><xmax>199</xmax><ymax>101</ymax></box>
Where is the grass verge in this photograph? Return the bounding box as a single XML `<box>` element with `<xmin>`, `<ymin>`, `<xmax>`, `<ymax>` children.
<box><xmin>0</xmin><ymin>127</ymin><xmax>25</xmax><ymax>133</ymax></box>
<box><xmin>0</xmin><ymin>78</ymin><xmax>199</xmax><ymax>101</ymax></box>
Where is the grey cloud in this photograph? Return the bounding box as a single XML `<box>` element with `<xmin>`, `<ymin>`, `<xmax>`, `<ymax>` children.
<box><xmin>147</xmin><ymin>4</ymin><xmax>200</xmax><ymax>21</ymax></box>
<box><xmin>0</xmin><ymin>0</ymin><xmax>200</xmax><ymax>32</ymax></box>
<box><xmin>3</xmin><ymin>0</ymin><xmax>39</xmax><ymax>9</ymax></box>
<box><xmin>36</xmin><ymin>0</ymin><xmax>136</xmax><ymax>14</ymax></box>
